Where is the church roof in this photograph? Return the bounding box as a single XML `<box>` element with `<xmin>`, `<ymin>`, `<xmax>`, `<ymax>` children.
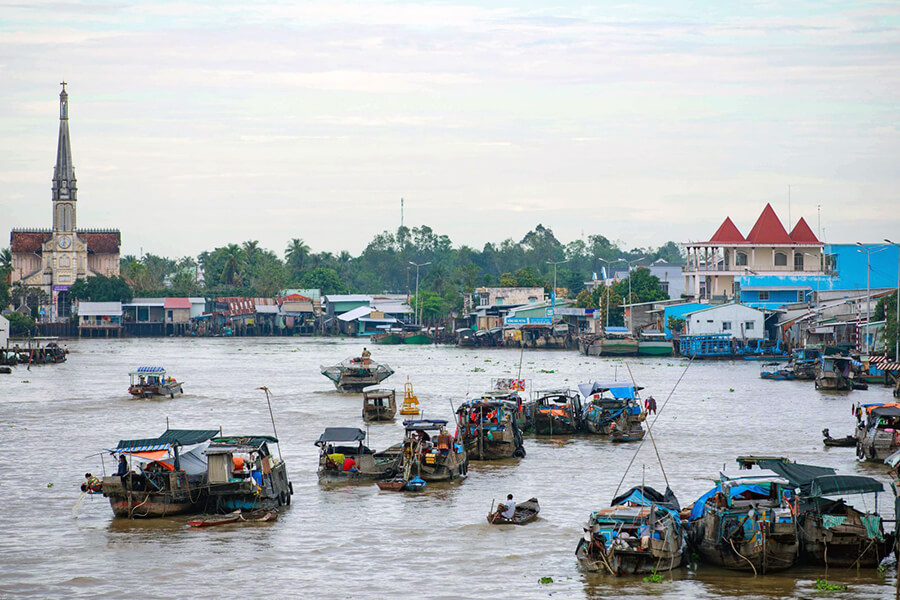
<box><xmin>79</xmin><ymin>231</ymin><xmax>121</xmax><ymax>253</ymax></box>
<box><xmin>9</xmin><ymin>229</ymin><xmax>120</xmax><ymax>254</ymax></box>
<box><xmin>10</xmin><ymin>230</ymin><xmax>51</xmax><ymax>253</ymax></box>
<box><xmin>788</xmin><ymin>217</ymin><xmax>821</xmax><ymax>244</ymax></box>
<box><xmin>707</xmin><ymin>217</ymin><xmax>746</xmax><ymax>244</ymax></box>
<box><xmin>745</xmin><ymin>203</ymin><xmax>792</xmax><ymax>244</ymax></box>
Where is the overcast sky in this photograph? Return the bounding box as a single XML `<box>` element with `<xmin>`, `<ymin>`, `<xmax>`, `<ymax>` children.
<box><xmin>2</xmin><ymin>1</ymin><xmax>898</xmax><ymax>258</ymax></box>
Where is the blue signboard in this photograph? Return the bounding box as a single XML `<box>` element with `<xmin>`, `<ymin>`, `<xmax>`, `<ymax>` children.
<box><xmin>505</xmin><ymin>317</ymin><xmax>553</xmax><ymax>325</ymax></box>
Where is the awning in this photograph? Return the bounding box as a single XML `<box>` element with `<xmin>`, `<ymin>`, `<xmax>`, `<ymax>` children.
<box><xmin>810</xmin><ymin>475</ymin><xmax>884</xmax><ymax>497</ymax></box>
<box><xmin>315</xmin><ymin>428</ymin><xmax>366</xmax><ymax>446</ymax></box>
<box><xmin>748</xmin><ymin>459</ymin><xmax>836</xmax><ymax>495</ymax></box>
<box><xmin>578</xmin><ymin>381</ymin><xmax>640</xmax><ymax>397</ymax></box>
<box><xmin>872</xmin><ymin>406</ymin><xmax>900</xmax><ymax>418</ymax></box>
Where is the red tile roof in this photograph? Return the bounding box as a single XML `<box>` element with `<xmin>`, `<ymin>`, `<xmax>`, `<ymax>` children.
<box><xmin>788</xmin><ymin>217</ymin><xmax>821</xmax><ymax>244</ymax></box>
<box><xmin>164</xmin><ymin>297</ymin><xmax>192</xmax><ymax>309</ymax></box>
<box><xmin>10</xmin><ymin>231</ymin><xmax>51</xmax><ymax>253</ymax></box>
<box><xmin>80</xmin><ymin>231</ymin><xmax>121</xmax><ymax>253</ymax></box>
<box><xmin>745</xmin><ymin>203</ymin><xmax>792</xmax><ymax>244</ymax></box>
<box><xmin>707</xmin><ymin>217</ymin><xmax>746</xmax><ymax>244</ymax></box>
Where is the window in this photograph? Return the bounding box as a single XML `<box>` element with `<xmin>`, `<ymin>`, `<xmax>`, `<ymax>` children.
<box><xmin>774</xmin><ymin>252</ymin><xmax>787</xmax><ymax>266</ymax></box>
<box><xmin>735</xmin><ymin>252</ymin><xmax>748</xmax><ymax>266</ymax></box>
<box><xmin>794</xmin><ymin>253</ymin><xmax>804</xmax><ymax>271</ymax></box>
<box><xmin>797</xmin><ymin>290</ymin><xmax>805</xmax><ymax>302</ymax></box>
<box><xmin>745</xmin><ymin>321</ymin><xmax>755</xmax><ymax>330</ymax></box>
<box><xmin>759</xmin><ymin>291</ymin><xmax>769</xmax><ymax>301</ymax></box>
<box><xmin>724</xmin><ymin>250</ymin><xmax>730</xmax><ymax>270</ymax></box>
<box><xmin>528</xmin><ymin>296</ymin><xmax>537</xmax><ymax>303</ymax></box>
<box><xmin>722</xmin><ymin>321</ymin><xmax>732</xmax><ymax>331</ymax></box>
<box><xmin>496</xmin><ymin>297</ymin><xmax>504</xmax><ymax>306</ymax></box>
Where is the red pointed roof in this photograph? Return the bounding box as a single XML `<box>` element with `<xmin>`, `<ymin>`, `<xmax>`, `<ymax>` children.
<box><xmin>745</xmin><ymin>203</ymin><xmax>792</xmax><ymax>244</ymax></box>
<box><xmin>788</xmin><ymin>217</ymin><xmax>821</xmax><ymax>244</ymax></box>
<box><xmin>707</xmin><ymin>217</ymin><xmax>746</xmax><ymax>244</ymax></box>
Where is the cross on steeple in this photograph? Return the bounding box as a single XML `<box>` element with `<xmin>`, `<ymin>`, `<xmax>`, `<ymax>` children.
<box><xmin>60</xmin><ymin>81</ymin><xmax>67</xmax><ymax>91</ymax></box>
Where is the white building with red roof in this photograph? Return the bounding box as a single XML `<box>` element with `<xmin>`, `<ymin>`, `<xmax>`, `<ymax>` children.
<box><xmin>683</xmin><ymin>203</ymin><xmax>824</xmax><ymax>301</ymax></box>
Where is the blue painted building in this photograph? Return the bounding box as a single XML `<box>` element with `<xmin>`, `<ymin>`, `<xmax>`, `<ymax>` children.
<box><xmin>738</xmin><ymin>243</ymin><xmax>899</xmax><ymax>309</ymax></box>
<box><xmin>662</xmin><ymin>302</ymin><xmax>706</xmax><ymax>338</ymax></box>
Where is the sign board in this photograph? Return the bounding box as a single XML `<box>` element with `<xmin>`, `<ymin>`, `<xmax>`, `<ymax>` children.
<box><xmin>555</xmin><ymin>308</ymin><xmax>593</xmax><ymax>316</ymax></box>
<box><xmin>545</xmin><ymin>308</ymin><xmax>554</xmax><ymax>317</ymax></box>
<box><xmin>505</xmin><ymin>317</ymin><xmax>553</xmax><ymax>325</ymax></box>
<box><xmin>52</xmin><ymin>285</ymin><xmax>71</xmax><ymax>292</ymax></box>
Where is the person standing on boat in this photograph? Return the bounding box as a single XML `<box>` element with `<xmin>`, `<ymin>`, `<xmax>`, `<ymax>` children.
<box><xmin>116</xmin><ymin>454</ymin><xmax>129</xmax><ymax>480</ymax></box>
<box><xmin>361</xmin><ymin>347</ymin><xmax>371</xmax><ymax>361</ymax></box>
<box><xmin>645</xmin><ymin>396</ymin><xmax>657</xmax><ymax>415</ymax></box>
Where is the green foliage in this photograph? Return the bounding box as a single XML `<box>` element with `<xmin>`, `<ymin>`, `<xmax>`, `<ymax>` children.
<box><xmin>301</xmin><ymin>267</ymin><xmax>346</xmax><ymax>295</ymax></box>
<box><xmin>667</xmin><ymin>316</ymin><xmax>686</xmax><ymax>334</ymax></box>
<box><xmin>575</xmin><ymin>288</ymin><xmax>596</xmax><ymax>309</ymax></box>
<box><xmin>70</xmin><ymin>275</ymin><xmax>133</xmax><ymax>303</ymax></box>
<box><xmin>410</xmin><ymin>290</ymin><xmax>447</xmax><ymax>322</ymax></box>
<box><xmin>6</xmin><ymin>311</ymin><xmax>36</xmax><ymax>336</ymax></box>
<box><xmin>642</xmin><ymin>570</ymin><xmax>665</xmax><ymax>583</ymax></box>
<box><xmin>814</xmin><ymin>579</ymin><xmax>847</xmax><ymax>591</ymax></box>
<box><xmin>537</xmin><ymin>576</ymin><xmax>553</xmax><ymax>584</ymax></box>
<box><xmin>613</xmin><ymin>267</ymin><xmax>667</xmax><ymax>305</ymax></box>
<box><xmin>499</xmin><ymin>273</ymin><xmax>518</xmax><ymax>287</ymax></box>
<box><xmin>875</xmin><ymin>292</ymin><xmax>899</xmax><ymax>358</ymax></box>
<box><xmin>10</xmin><ymin>283</ymin><xmax>48</xmax><ymax>318</ymax></box>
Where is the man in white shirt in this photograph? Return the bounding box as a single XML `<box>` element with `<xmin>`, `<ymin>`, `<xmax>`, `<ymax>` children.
<box><xmin>501</xmin><ymin>494</ymin><xmax>516</xmax><ymax>519</ymax></box>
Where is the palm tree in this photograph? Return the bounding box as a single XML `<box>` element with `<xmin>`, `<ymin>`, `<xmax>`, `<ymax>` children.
<box><xmin>221</xmin><ymin>244</ymin><xmax>244</xmax><ymax>287</ymax></box>
<box><xmin>0</xmin><ymin>247</ymin><xmax>12</xmax><ymax>282</ymax></box>
<box><xmin>285</xmin><ymin>238</ymin><xmax>310</xmax><ymax>274</ymax></box>
<box><xmin>242</xmin><ymin>240</ymin><xmax>261</xmax><ymax>267</ymax></box>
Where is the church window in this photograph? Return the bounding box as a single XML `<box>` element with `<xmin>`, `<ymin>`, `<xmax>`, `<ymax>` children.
<box><xmin>794</xmin><ymin>253</ymin><xmax>804</xmax><ymax>270</ymax></box>
<box><xmin>774</xmin><ymin>252</ymin><xmax>787</xmax><ymax>266</ymax></box>
<box><xmin>735</xmin><ymin>252</ymin><xmax>748</xmax><ymax>266</ymax></box>
<box><xmin>56</xmin><ymin>204</ymin><xmax>73</xmax><ymax>231</ymax></box>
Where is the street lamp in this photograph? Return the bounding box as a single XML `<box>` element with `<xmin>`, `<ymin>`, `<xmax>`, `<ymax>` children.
<box><xmin>620</xmin><ymin>256</ymin><xmax>645</xmax><ymax>334</ymax></box>
<box><xmin>856</xmin><ymin>243</ymin><xmax>888</xmax><ymax>354</ymax></box>
<box><xmin>545</xmin><ymin>259</ymin><xmax>570</xmax><ymax>308</ymax></box>
<box><xmin>885</xmin><ymin>239</ymin><xmax>900</xmax><ymax>360</ymax></box>
<box><xmin>409</xmin><ymin>261</ymin><xmax>431</xmax><ymax>325</ymax></box>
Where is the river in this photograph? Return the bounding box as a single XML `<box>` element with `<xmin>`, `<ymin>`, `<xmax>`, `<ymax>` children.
<box><xmin>0</xmin><ymin>337</ymin><xmax>895</xmax><ymax>599</ymax></box>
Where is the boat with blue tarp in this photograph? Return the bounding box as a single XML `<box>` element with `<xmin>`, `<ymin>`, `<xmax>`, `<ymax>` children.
<box><xmin>100</xmin><ymin>428</ymin><xmax>218</xmax><ymax>518</ymax></box>
<box><xmin>204</xmin><ymin>435</ymin><xmax>293</xmax><ymax>512</ymax></box>
<box><xmin>760</xmin><ymin>362</ymin><xmax>796</xmax><ymax>381</ymax></box>
<box><xmin>576</xmin><ymin>486</ymin><xmax>685</xmax><ymax>575</ymax></box>
<box><xmin>689</xmin><ymin>469</ymin><xmax>799</xmax><ymax>573</ymax></box>
<box><xmin>128</xmin><ymin>366</ymin><xmax>184</xmax><ymax>399</ymax></box>
<box><xmin>578</xmin><ymin>381</ymin><xmax>645</xmax><ymax>436</ymax></box>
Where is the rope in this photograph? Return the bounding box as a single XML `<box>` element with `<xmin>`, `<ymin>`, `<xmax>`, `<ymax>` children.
<box><xmin>729</xmin><ymin>537</ymin><xmax>758</xmax><ymax>577</ymax></box>
<box><xmin>612</xmin><ymin>357</ymin><xmax>694</xmax><ymax>498</ymax></box>
<box><xmin>625</xmin><ymin>361</ymin><xmax>668</xmax><ymax>489</ymax></box>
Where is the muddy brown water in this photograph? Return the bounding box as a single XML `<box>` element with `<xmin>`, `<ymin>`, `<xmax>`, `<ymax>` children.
<box><xmin>1</xmin><ymin>338</ymin><xmax>896</xmax><ymax>599</ymax></box>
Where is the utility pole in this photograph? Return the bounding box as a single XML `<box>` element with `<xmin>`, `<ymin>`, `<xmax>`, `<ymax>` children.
<box><xmin>401</xmin><ymin>198</ymin><xmax>404</xmax><ymax>229</ymax></box>
<box><xmin>856</xmin><ymin>243</ymin><xmax>888</xmax><ymax>354</ymax></box>
<box><xmin>409</xmin><ymin>261</ymin><xmax>430</xmax><ymax>324</ymax></box>
<box><xmin>545</xmin><ymin>259</ymin><xmax>570</xmax><ymax>309</ymax></box>
<box><xmin>886</xmin><ymin>239</ymin><xmax>900</xmax><ymax>360</ymax></box>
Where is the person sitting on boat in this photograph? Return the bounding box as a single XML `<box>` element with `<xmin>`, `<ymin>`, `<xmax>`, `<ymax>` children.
<box><xmin>500</xmin><ymin>494</ymin><xmax>516</xmax><ymax>520</ymax></box>
<box><xmin>638</xmin><ymin>523</ymin><xmax>651</xmax><ymax>549</ymax></box>
<box><xmin>81</xmin><ymin>472</ymin><xmax>101</xmax><ymax>493</ymax></box>
<box><xmin>342</xmin><ymin>456</ymin><xmax>357</xmax><ymax>473</ymax></box>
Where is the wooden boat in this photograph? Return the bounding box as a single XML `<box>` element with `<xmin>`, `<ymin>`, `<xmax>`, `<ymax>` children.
<box><xmin>204</xmin><ymin>435</ymin><xmax>293</xmax><ymax>513</ymax></box>
<box><xmin>399</xmin><ymin>380</ymin><xmax>421</xmax><ymax>416</ymax></box>
<box><xmin>598</xmin><ymin>328</ymin><xmax>639</xmax><ymax>356</ymax></box>
<box><xmin>128</xmin><ymin>366</ymin><xmax>184</xmax><ymax>399</ymax></box>
<box><xmin>393</xmin><ymin>419</ymin><xmax>468</xmax><ymax>482</ymax></box>
<box><xmin>188</xmin><ymin>508</ymin><xmax>278</xmax><ymax>527</ymax></box>
<box><xmin>689</xmin><ymin>470</ymin><xmax>799</xmax><ymax>573</ymax></box>
<box><xmin>815</xmin><ymin>356</ymin><xmax>854</xmax><ymax>391</ymax></box>
<box><xmin>577</xmin><ymin>486</ymin><xmax>684</xmax><ymax>575</ymax></box>
<box><xmin>798</xmin><ymin>475</ymin><xmax>892</xmax><ymax>567</ymax></box>
<box><xmin>315</xmin><ymin>427</ymin><xmax>398</xmax><ymax>484</ymax></box>
<box><xmin>637</xmin><ymin>331</ymin><xmax>673</xmax><ymax>356</ymax></box>
<box><xmin>403</xmin><ymin>331</ymin><xmax>433</xmax><ymax>345</ymax></box>
<box><xmin>530</xmin><ymin>388</ymin><xmax>583</xmax><ymax>435</ymax></box>
<box><xmin>455</xmin><ymin>399</ymin><xmax>526</xmax><ymax>460</ymax></box>
<box><xmin>320</xmin><ymin>355</ymin><xmax>394</xmax><ymax>393</ymax></box>
<box><xmin>376</xmin><ymin>478</ymin><xmax>408</xmax><ymax>491</ymax></box>
<box><xmin>362</xmin><ymin>387</ymin><xmax>397</xmax><ymax>422</ymax></box>
<box><xmin>579</xmin><ymin>381</ymin><xmax>645</xmax><ymax>436</ymax></box>
<box><xmin>487</xmin><ymin>497</ymin><xmax>540</xmax><ymax>525</ymax></box>
<box><xmin>822</xmin><ymin>428</ymin><xmax>855</xmax><ymax>447</ymax></box>
<box><xmin>100</xmin><ymin>428</ymin><xmax>219</xmax><ymax>518</ymax></box>
<box><xmin>760</xmin><ymin>362</ymin><xmax>796</xmax><ymax>381</ymax></box>
<box><xmin>611</xmin><ymin>425</ymin><xmax>645</xmax><ymax>443</ymax></box>
<box><xmin>855</xmin><ymin>402</ymin><xmax>900</xmax><ymax>462</ymax></box>
<box><xmin>372</xmin><ymin>330</ymin><xmax>404</xmax><ymax>345</ymax></box>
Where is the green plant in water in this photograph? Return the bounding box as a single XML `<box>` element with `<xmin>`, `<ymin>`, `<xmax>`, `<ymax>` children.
<box><xmin>814</xmin><ymin>579</ymin><xmax>847</xmax><ymax>591</ymax></box>
<box><xmin>47</xmin><ymin>482</ymin><xmax>54</xmax><ymax>488</ymax></box>
<box><xmin>538</xmin><ymin>576</ymin><xmax>553</xmax><ymax>584</ymax></box>
<box><xmin>642</xmin><ymin>569</ymin><xmax>665</xmax><ymax>583</ymax></box>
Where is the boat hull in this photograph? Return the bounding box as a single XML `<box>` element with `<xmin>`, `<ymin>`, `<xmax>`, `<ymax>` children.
<box><xmin>799</xmin><ymin>518</ymin><xmax>891</xmax><ymax>568</ymax></box>
<box><xmin>533</xmin><ymin>416</ymin><xmax>578</xmax><ymax>435</ymax></box>
<box><xmin>599</xmin><ymin>340</ymin><xmax>639</xmax><ymax>356</ymax></box>
<box><xmin>637</xmin><ymin>341</ymin><xmax>673</xmax><ymax>356</ymax></box>
<box><xmin>487</xmin><ymin>498</ymin><xmax>540</xmax><ymax>525</ymax></box>
<box><xmin>693</xmin><ymin>513</ymin><xmax>798</xmax><ymax>573</ymax></box>
<box><xmin>403</xmin><ymin>333</ymin><xmax>433</xmax><ymax>345</ymax></box>
<box><xmin>575</xmin><ymin>538</ymin><xmax>683</xmax><ymax>575</ymax></box>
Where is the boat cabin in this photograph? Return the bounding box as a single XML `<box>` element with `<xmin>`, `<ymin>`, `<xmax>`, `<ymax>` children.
<box><xmin>362</xmin><ymin>387</ymin><xmax>397</xmax><ymax>421</ymax></box>
<box><xmin>205</xmin><ymin>435</ymin><xmax>292</xmax><ymax>511</ymax></box>
<box><xmin>315</xmin><ymin>427</ymin><xmax>395</xmax><ymax>482</ymax></box>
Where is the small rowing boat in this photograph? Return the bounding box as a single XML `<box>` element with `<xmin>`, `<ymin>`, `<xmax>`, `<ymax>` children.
<box><xmin>487</xmin><ymin>497</ymin><xmax>540</xmax><ymax>525</ymax></box>
<box><xmin>188</xmin><ymin>508</ymin><xmax>278</xmax><ymax>528</ymax></box>
<box><xmin>822</xmin><ymin>428</ymin><xmax>856</xmax><ymax>448</ymax></box>
<box><xmin>611</xmin><ymin>426</ymin><xmax>646</xmax><ymax>443</ymax></box>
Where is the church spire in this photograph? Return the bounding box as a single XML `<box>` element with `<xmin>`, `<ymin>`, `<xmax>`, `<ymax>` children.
<box><xmin>52</xmin><ymin>81</ymin><xmax>77</xmax><ymax>232</ymax></box>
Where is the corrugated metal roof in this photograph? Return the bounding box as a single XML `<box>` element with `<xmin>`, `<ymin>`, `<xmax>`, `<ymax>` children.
<box><xmin>164</xmin><ymin>298</ymin><xmax>192</xmax><ymax>309</ymax></box>
<box><xmin>325</xmin><ymin>295</ymin><xmax>372</xmax><ymax>303</ymax></box>
<box><xmin>337</xmin><ymin>306</ymin><xmax>372</xmax><ymax>322</ymax></box>
<box><xmin>78</xmin><ymin>301</ymin><xmax>122</xmax><ymax>316</ymax></box>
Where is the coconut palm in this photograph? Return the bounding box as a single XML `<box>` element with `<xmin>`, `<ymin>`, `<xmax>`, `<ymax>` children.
<box><xmin>285</xmin><ymin>238</ymin><xmax>310</xmax><ymax>277</ymax></box>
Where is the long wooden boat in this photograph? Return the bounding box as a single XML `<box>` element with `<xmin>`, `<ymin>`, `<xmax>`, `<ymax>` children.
<box><xmin>578</xmin><ymin>380</ymin><xmax>645</xmax><ymax>436</ymax></box>
<box><xmin>204</xmin><ymin>435</ymin><xmax>293</xmax><ymax>513</ymax></box>
<box><xmin>188</xmin><ymin>508</ymin><xmax>278</xmax><ymax>527</ymax></box>
<box><xmin>487</xmin><ymin>497</ymin><xmax>540</xmax><ymax>525</ymax></box>
<box><xmin>128</xmin><ymin>366</ymin><xmax>184</xmax><ymax>399</ymax></box>
<box><xmin>530</xmin><ymin>388</ymin><xmax>582</xmax><ymax>435</ymax></box>
<box><xmin>392</xmin><ymin>419</ymin><xmax>468</xmax><ymax>482</ymax></box>
<box><xmin>455</xmin><ymin>399</ymin><xmax>525</xmax><ymax>460</ymax></box>
<box><xmin>577</xmin><ymin>486</ymin><xmax>684</xmax><ymax>575</ymax></box>
<box><xmin>822</xmin><ymin>428</ymin><xmax>855</xmax><ymax>447</ymax></box>
<box><xmin>321</xmin><ymin>355</ymin><xmax>394</xmax><ymax>393</ymax></box>
<box><xmin>611</xmin><ymin>426</ymin><xmax>645</xmax><ymax>443</ymax></box>
<box><xmin>856</xmin><ymin>402</ymin><xmax>900</xmax><ymax>462</ymax></box>
<box><xmin>315</xmin><ymin>427</ymin><xmax>398</xmax><ymax>484</ymax></box>
<box><xmin>637</xmin><ymin>332</ymin><xmax>673</xmax><ymax>356</ymax></box>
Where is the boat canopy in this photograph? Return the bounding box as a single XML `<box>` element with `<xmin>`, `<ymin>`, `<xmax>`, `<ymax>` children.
<box><xmin>871</xmin><ymin>405</ymin><xmax>900</xmax><ymax>418</ymax></box>
<box><xmin>130</xmin><ymin>366</ymin><xmax>166</xmax><ymax>375</ymax></box>
<box><xmin>810</xmin><ymin>475</ymin><xmax>884</xmax><ymax>497</ymax></box>
<box><xmin>719</xmin><ymin>469</ymin><xmax>791</xmax><ymax>486</ymax></box>
<box><xmin>403</xmin><ymin>419</ymin><xmax>447</xmax><ymax>430</ymax></box>
<box><xmin>690</xmin><ymin>482</ymin><xmax>772</xmax><ymax>520</ymax></box>
<box><xmin>611</xmin><ymin>485</ymin><xmax>680</xmax><ymax>512</ymax></box>
<box><xmin>207</xmin><ymin>435</ymin><xmax>278</xmax><ymax>453</ymax></box>
<box><xmin>363</xmin><ymin>387</ymin><xmax>394</xmax><ymax>397</ymax></box>
<box><xmin>742</xmin><ymin>458</ymin><xmax>837</xmax><ymax>495</ymax></box>
<box><xmin>315</xmin><ymin>428</ymin><xmax>366</xmax><ymax>446</ymax></box>
<box><xmin>885</xmin><ymin>449</ymin><xmax>900</xmax><ymax>469</ymax></box>
<box><xmin>577</xmin><ymin>381</ymin><xmax>640</xmax><ymax>398</ymax></box>
<box><xmin>114</xmin><ymin>429</ymin><xmax>219</xmax><ymax>452</ymax></box>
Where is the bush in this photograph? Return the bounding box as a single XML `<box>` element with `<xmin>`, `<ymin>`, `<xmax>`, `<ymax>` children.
<box><xmin>6</xmin><ymin>312</ymin><xmax>36</xmax><ymax>336</ymax></box>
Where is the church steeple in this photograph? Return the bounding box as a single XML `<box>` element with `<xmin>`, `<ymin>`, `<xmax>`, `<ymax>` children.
<box><xmin>52</xmin><ymin>81</ymin><xmax>76</xmax><ymax>232</ymax></box>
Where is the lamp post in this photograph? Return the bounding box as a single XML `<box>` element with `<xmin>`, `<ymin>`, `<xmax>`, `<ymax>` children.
<box><xmin>620</xmin><ymin>256</ymin><xmax>645</xmax><ymax>334</ymax></box>
<box><xmin>597</xmin><ymin>258</ymin><xmax>613</xmax><ymax>329</ymax></box>
<box><xmin>409</xmin><ymin>261</ymin><xmax>430</xmax><ymax>325</ymax></box>
<box><xmin>855</xmin><ymin>243</ymin><xmax>888</xmax><ymax>354</ymax></box>
<box><xmin>546</xmin><ymin>259</ymin><xmax>570</xmax><ymax>309</ymax></box>
<box><xmin>886</xmin><ymin>239</ymin><xmax>900</xmax><ymax>360</ymax></box>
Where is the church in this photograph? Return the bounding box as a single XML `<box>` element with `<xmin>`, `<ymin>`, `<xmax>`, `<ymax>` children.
<box><xmin>9</xmin><ymin>83</ymin><xmax>121</xmax><ymax>321</ymax></box>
